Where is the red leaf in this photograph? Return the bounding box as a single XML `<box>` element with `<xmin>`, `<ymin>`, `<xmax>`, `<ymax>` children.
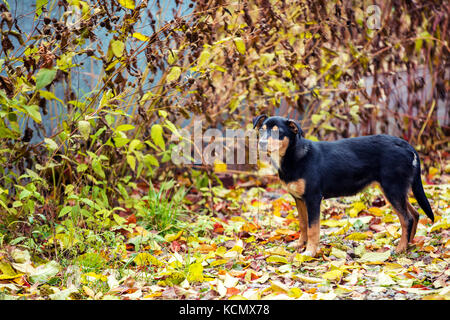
<box><xmin>213</xmin><ymin>223</ymin><xmax>224</xmax><ymax>234</ymax></box>
<box><xmin>170</xmin><ymin>241</ymin><xmax>181</xmax><ymax>253</ymax></box>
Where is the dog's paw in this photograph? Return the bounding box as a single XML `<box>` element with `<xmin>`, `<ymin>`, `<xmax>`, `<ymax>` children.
<box><xmin>302</xmin><ymin>250</ymin><xmax>316</xmax><ymax>257</ymax></box>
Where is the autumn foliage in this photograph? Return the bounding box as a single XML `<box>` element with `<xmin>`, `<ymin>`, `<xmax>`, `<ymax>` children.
<box><xmin>0</xmin><ymin>0</ymin><xmax>448</xmax><ymax>300</ymax></box>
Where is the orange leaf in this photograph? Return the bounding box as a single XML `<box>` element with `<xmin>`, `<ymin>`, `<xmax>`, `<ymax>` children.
<box><xmin>195</xmin><ymin>244</ymin><xmax>217</xmax><ymax>253</ymax></box>
<box><xmin>226</xmin><ymin>287</ymin><xmax>240</xmax><ymax>296</ymax></box>
<box><xmin>126</xmin><ymin>214</ymin><xmax>136</xmax><ymax>224</ymax></box>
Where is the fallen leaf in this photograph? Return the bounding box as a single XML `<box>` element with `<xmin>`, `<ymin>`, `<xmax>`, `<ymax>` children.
<box><xmin>270</xmin><ymin>280</ymin><xmax>289</xmax><ymax>293</ymax></box>
<box><xmin>29</xmin><ymin>261</ymin><xmax>60</xmax><ymax>284</ymax></box>
<box><xmin>224</xmin><ymin>273</ymin><xmax>239</xmax><ymax>288</ymax></box>
<box><xmin>358</xmin><ymin>250</ymin><xmax>391</xmax><ymax>263</ymax></box>
<box><xmin>322</xmin><ymin>269</ymin><xmax>344</xmax><ymax>281</ymax></box>
<box><xmin>266</xmin><ymin>255</ymin><xmax>288</xmax><ymax>264</ymax></box>
<box><xmin>330</xmin><ymin>247</ymin><xmax>347</xmax><ymax>259</ymax></box>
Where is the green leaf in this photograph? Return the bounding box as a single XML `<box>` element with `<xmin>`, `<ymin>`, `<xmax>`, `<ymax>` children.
<box><xmin>197</xmin><ymin>49</ymin><xmax>211</xmax><ymax>68</ymax></box>
<box><xmin>35</xmin><ymin>0</ymin><xmax>48</xmax><ymax>18</ymax></box>
<box><xmin>39</xmin><ymin>90</ymin><xmax>63</xmax><ymax>104</ymax></box>
<box><xmin>78</xmin><ymin>120</ymin><xmax>91</xmax><ymax>140</ymax></box>
<box><xmin>29</xmin><ymin>260</ymin><xmax>60</xmax><ymax>284</ymax></box>
<box><xmin>126</xmin><ymin>154</ymin><xmax>136</xmax><ymax>171</ymax></box>
<box><xmin>44</xmin><ymin>138</ymin><xmax>58</xmax><ymax>151</ymax></box>
<box><xmin>91</xmin><ymin>159</ymin><xmax>105</xmax><ymax>179</ymax></box>
<box><xmin>151</xmin><ymin>124</ymin><xmax>165</xmax><ymax>150</ymax></box>
<box><xmin>35</xmin><ymin>68</ymin><xmax>57</xmax><ymax>90</ymax></box>
<box><xmin>330</xmin><ymin>247</ymin><xmax>347</xmax><ymax>259</ymax></box>
<box><xmin>143</xmin><ymin>154</ymin><xmax>159</xmax><ymax>167</ymax></box>
<box><xmin>117</xmin><ymin>0</ymin><xmax>135</xmax><ymax>9</ymax></box>
<box><xmin>23</xmin><ymin>105</ymin><xmax>42</xmax><ymax>123</ymax></box>
<box><xmin>128</xmin><ymin>139</ymin><xmax>142</xmax><ymax>152</ymax></box>
<box><xmin>234</xmin><ymin>37</ymin><xmax>246</xmax><ymax>55</ymax></box>
<box><xmin>167</xmin><ymin>50</ymin><xmax>178</xmax><ymax>65</ymax></box>
<box><xmin>166</xmin><ymin>66</ymin><xmax>181</xmax><ymax>83</ymax></box>
<box><xmin>111</xmin><ymin>40</ymin><xmax>125</xmax><ymax>58</ymax></box>
<box><xmin>116</xmin><ymin>124</ymin><xmax>135</xmax><ymax>132</ymax></box>
<box><xmin>77</xmin><ymin>163</ymin><xmax>88</xmax><ymax>173</ymax></box>
<box><xmin>58</xmin><ymin>206</ymin><xmax>72</xmax><ymax>218</ymax></box>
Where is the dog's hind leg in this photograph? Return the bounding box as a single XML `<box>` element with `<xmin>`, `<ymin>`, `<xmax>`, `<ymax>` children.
<box><xmin>381</xmin><ymin>185</ymin><xmax>413</xmax><ymax>253</ymax></box>
<box><xmin>406</xmin><ymin>201</ymin><xmax>420</xmax><ymax>243</ymax></box>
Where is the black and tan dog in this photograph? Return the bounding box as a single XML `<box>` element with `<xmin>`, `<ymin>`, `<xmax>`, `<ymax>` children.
<box><xmin>253</xmin><ymin>115</ymin><xmax>434</xmax><ymax>257</ymax></box>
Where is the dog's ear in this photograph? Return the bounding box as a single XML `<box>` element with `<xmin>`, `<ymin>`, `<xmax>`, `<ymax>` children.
<box><xmin>253</xmin><ymin>115</ymin><xmax>267</xmax><ymax>129</ymax></box>
<box><xmin>287</xmin><ymin>119</ymin><xmax>304</xmax><ymax>137</ymax></box>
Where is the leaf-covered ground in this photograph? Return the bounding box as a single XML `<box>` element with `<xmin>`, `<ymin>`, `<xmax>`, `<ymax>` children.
<box><xmin>0</xmin><ymin>173</ymin><xmax>449</xmax><ymax>300</ymax></box>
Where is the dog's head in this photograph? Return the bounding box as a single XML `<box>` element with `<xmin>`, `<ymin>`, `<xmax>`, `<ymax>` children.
<box><xmin>252</xmin><ymin>115</ymin><xmax>303</xmax><ymax>157</ymax></box>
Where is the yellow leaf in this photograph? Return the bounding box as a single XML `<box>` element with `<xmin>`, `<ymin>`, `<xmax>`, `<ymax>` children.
<box><xmin>368</xmin><ymin>207</ymin><xmax>384</xmax><ymax>216</ymax></box>
<box><xmin>83</xmin><ymin>272</ymin><xmax>107</xmax><ymax>282</ymax></box>
<box><xmin>187</xmin><ymin>262</ymin><xmax>204</xmax><ymax>282</ymax></box>
<box><xmin>270</xmin><ymin>280</ymin><xmax>289</xmax><ymax>293</ymax></box>
<box><xmin>266</xmin><ymin>255</ymin><xmax>288</xmax><ymax>264</ymax></box>
<box><xmin>358</xmin><ymin>250</ymin><xmax>391</xmax><ymax>263</ymax></box>
<box><xmin>345</xmin><ymin>232</ymin><xmax>368</xmax><ymax>241</ymax></box>
<box><xmin>214</xmin><ymin>160</ymin><xmax>227</xmax><ymax>173</ymax></box>
<box><xmin>117</xmin><ymin>0</ymin><xmax>135</xmax><ymax>9</ymax></box>
<box><xmin>292</xmin><ymin>253</ymin><xmax>315</xmax><ymax>264</ymax></box>
<box><xmin>322</xmin><ymin>219</ymin><xmax>347</xmax><ymax>228</ymax></box>
<box><xmin>234</xmin><ymin>37</ymin><xmax>246</xmax><ymax>54</ymax></box>
<box><xmin>132</xmin><ymin>32</ymin><xmax>149</xmax><ymax>41</ymax></box>
<box><xmin>134</xmin><ymin>252</ymin><xmax>163</xmax><ymax>266</ymax></box>
<box><xmin>164</xmin><ymin>230</ymin><xmax>183</xmax><ymax>242</ymax></box>
<box><xmin>166</xmin><ymin>66</ymin><xmax>181</xmax><ymax>83</ymax></box>
<box><xmin>215</xmin><ymin>246</ymin><xmax>227</xmax><ymax>257</ymax></box>
<box><xmin>266</xmin><ymin>246</ymin><xmax>290</xmax><ymax>256</ymax></box>
<box><xmin>210</xmin><ymin>259</ymin><xmax>227</xmax><ymax>267</ymax></box>
<box><xmin>322</xmin><ymin>269</ymin><xmax>344</xmax><ymax>281</ymax></box>
<box><xmin>349</xmin><ymin>201</ymin><xmax>366</xmax><ymax>217</ymax></box>
<box><xmin>0</xmin><ymin>262</ymin><xmax>21</xmax><ymax>280</ymax></box>
<box><xmin>288</xmin><ymin>287</ymin><xmax>303</xmax><ymax>298</ymax></box>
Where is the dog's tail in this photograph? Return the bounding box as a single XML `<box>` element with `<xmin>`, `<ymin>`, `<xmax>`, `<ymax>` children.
<box><xmin>411</xmin><ymin>151</ymin><xmax>434</xmax><ymax>222</ymax></box>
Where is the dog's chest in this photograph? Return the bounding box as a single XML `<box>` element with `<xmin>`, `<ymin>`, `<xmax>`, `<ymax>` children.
<box><xmin>281</xmin><ymin>178</ymin><xmax>306</xmax><ymax>198</ymax></box>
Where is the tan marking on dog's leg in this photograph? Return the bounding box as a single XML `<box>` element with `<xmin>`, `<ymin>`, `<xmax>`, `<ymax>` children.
<box><xmin>286</xmin><ymin>179</ymin><xmax>305</xmax><ymax>198</ymax></box>
<box><xmin>262</xmin><ymin>125</ymin><xmax>267</xmax><ymax>130</ymax></box>
<box><xmin>295</xmin><ymin>198</ymin><xmax>308</xmax><ymax>249</ymax></box>
<box><xmin>272</xmin><ymin>125</ymin><xmax>278</xmax><ymax>131</ymax></box>
<box><xmin>407</xmin><ymin>201</ymin><xmax>419</xmax><ymax>243</ymax></box>
<box><xmin>304</xmin><ymin>220</ymin><xmax>320</xmax><ymax>257</ymax></box>
<box><xmin>394</xmin><ymin>206</ymin><xmax>410</xmax><ymax>253</ymax></box>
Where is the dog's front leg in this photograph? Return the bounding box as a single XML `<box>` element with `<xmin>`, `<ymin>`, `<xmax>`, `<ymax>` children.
<box><xmin>303</xmin><ymin>196</ymin><xmax>322</xmax><ymax>257</ymax></box>
<box><xmin>295</xmin><ymin>198</ymin><xmax>308</xmax><ymax>250</ymax></box>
